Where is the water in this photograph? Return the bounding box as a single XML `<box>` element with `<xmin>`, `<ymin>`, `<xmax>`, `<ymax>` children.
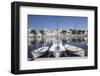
<box><xmin>63</xmin><ymin>42</ymin><xmax>88</xmax><ymax>56</ymax></box>
<box><xmin>28</xmin><ymin>38</ymin><xmax>88</xmax><ymax>59</ymax></box>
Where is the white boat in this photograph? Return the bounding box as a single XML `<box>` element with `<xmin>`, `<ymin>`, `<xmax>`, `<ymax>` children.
<box><xmin>64</xmin><ymin>44</ymin><xmax>85</xmax><ymax>56</ymax></box>
<box><xmin>49</xmin><ymin>39</ymin><xmax>67</xmax><ymax>57</ymax></box>
<box><xmin>31</xmin><ymin>46</ymin><xmax>49</xmax><ymax>59</ymax></box>
<box><xmin>49</xmin><ymin>44</ymin><xmax>66</xmax><ymax>57</ymax></box>
<box><xmin>48</xmin><ymin>21</ymin><xmax>68</xmax><ymax>58</ymax></box>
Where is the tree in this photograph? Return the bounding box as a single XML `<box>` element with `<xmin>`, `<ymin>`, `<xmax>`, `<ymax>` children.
<box><xmin>40</xmin><ymin>30</ymin><xmax>44</xmax><ymax>35</ymax></box>
<box><xmin>31</xmin><ymin>29</ymin><xmax>37</xmax><ymax>35</ymax></box>
<box><xmin>71</xmin><ymin>30</ymin><xmax>77</xmax><ymax>34</ymax></box>
<box><xmin>61</xmin><ymin>30</ymin><xmax>67</xmax><ymax>35</ymax></box>
<box><xmin>77</xmin><ymin>30</ymin><xmax>82</xmax><ymax>34</ymax></box>
<box><xmin>82</xmin><ymin>30</ymin><xmax>85</xmax><ymax>34</ymax></box>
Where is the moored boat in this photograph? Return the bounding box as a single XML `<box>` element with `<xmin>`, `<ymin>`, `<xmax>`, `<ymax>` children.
<box><xmin>31</xmin><ymin>46</ymin><xmax>49</xmax><ymax>59</ymax></box>
<box><xmin>64</xmin><ymin>44</ymin><xmax>85</xmax><ymax>56</ymax></box>
<box><xmin>49</xmin><ymin>44</ymin><xmax>66</xmax><ymax>57</ymax></box>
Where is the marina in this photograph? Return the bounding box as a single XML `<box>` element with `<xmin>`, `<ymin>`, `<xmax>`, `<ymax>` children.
<box><xmin>28</xmin><ymin>15</ymin><xmax>88</xmax><ymax>61</ymax></box>
<box><xmin>28</xmin><ymin>37</ymin><xmax>88</xmax><ymax>61</ymax></box>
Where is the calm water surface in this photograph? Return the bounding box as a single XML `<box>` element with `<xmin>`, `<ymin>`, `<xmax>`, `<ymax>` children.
<box><xmin>28</xmin><ymin>37</ymin><xmax>88</xmax><ymax>59</ymax></box>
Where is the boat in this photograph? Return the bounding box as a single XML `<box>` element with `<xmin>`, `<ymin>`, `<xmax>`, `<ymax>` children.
<box><xmin>48</xmin><ymin>20</ymin><xmax>67</xmax><ymax>58</ymax></box>
<box><xmin>49</xmin><ymin>43</ymin><xmax>66</xmax><ymax>57</ymax></box>
<box><xmin>64</xmin><ymin>44</ymin><xmax>85</xmax><ymax>56</ymax></box>
<box><xmin>31</xmin><ymin>46</ymin><xmax>49</xmax><ymax>59</ymax></box>
<box><xmin>49</xmin><ymin>39</ymin><xmax>67</xmax><ymax>58</ymax></box>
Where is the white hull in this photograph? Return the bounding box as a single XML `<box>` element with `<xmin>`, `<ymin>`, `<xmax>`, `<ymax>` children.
<box><xmin>51</xmin><ymin>51</ymin><xmax>63</xmax><ymax>58</ymax></box>
<box><xmin>31</xmin><ymin>46</ymin><xmax>49</xmax><ymax>58</ymax></box>
<box><xmin>64</xmin><ymin>44</ymin><xmax>85</xmax><ymax>56</ymax></box>
<box><xmin>49</xmin><ymin>44</ymin><xmax>66</xmax><ymax>57</ymax></box>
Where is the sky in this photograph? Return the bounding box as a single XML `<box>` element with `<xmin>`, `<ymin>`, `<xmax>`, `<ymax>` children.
<box><xmin>28</xmin><ymin>15</ymin><xmax>88</xmax><ymax>30</ymax></box>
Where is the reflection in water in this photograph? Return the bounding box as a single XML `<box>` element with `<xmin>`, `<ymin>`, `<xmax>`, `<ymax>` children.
<box><xmin>31</xmin><ymin>36</ymin><xmax>87</xmax><ymax>45</ymax></box>
<box><xmin>28</xmin><ymin>35</ymin><xmax>88</xmax><ymax>59</ymax></box>
<box><xmin>62</xmin><ymin>37</ymin><xmax>86</xmax><ymax>43</ymax></box>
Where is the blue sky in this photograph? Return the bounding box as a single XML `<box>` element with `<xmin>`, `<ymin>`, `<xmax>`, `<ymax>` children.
<box><xmin>28</xmin><ymin>15</ymin><xmax>88</xmax><ymax>30</ymax></box>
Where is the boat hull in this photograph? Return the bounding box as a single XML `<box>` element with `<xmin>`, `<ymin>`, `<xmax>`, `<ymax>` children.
<box><xmin>31</xmin><ymin>47</ymin><xmax>49</xmax><ymax>59</ymax></box>
<box><xmin>64</xmin><ymin>44</ymin><xmax>85</xmax><ymax>57</ymax></box>
<box><xmin>49</xmin><ymin>44</ymin><xmax>66</xmax><ymax>57</ymax></box>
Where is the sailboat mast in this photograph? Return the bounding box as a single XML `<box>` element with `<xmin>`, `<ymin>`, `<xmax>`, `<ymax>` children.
<box><xmin>57</xmin><ymin>20</ymin><xmax>58</xmax><ymax>47</ymax></box>
<box><xmin>56</xmin><ymin>19</ymin><xmax>59</xmax><ymax>52</ymax></box>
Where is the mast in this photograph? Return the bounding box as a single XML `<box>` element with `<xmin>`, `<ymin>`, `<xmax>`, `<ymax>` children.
<box><xmin>56</xmin><ymin>19</ymin><xmax>59</xmax><ymax>51</ymax></box>
<box><xmin>75</xmin><ymin>22</ymin><xmax>78</xmax><ymax>38</ymax></box>
<box><xmin>57</xmin><ymin>20</ymin><xmax>58</xmax><ymax>45</ymax></box>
